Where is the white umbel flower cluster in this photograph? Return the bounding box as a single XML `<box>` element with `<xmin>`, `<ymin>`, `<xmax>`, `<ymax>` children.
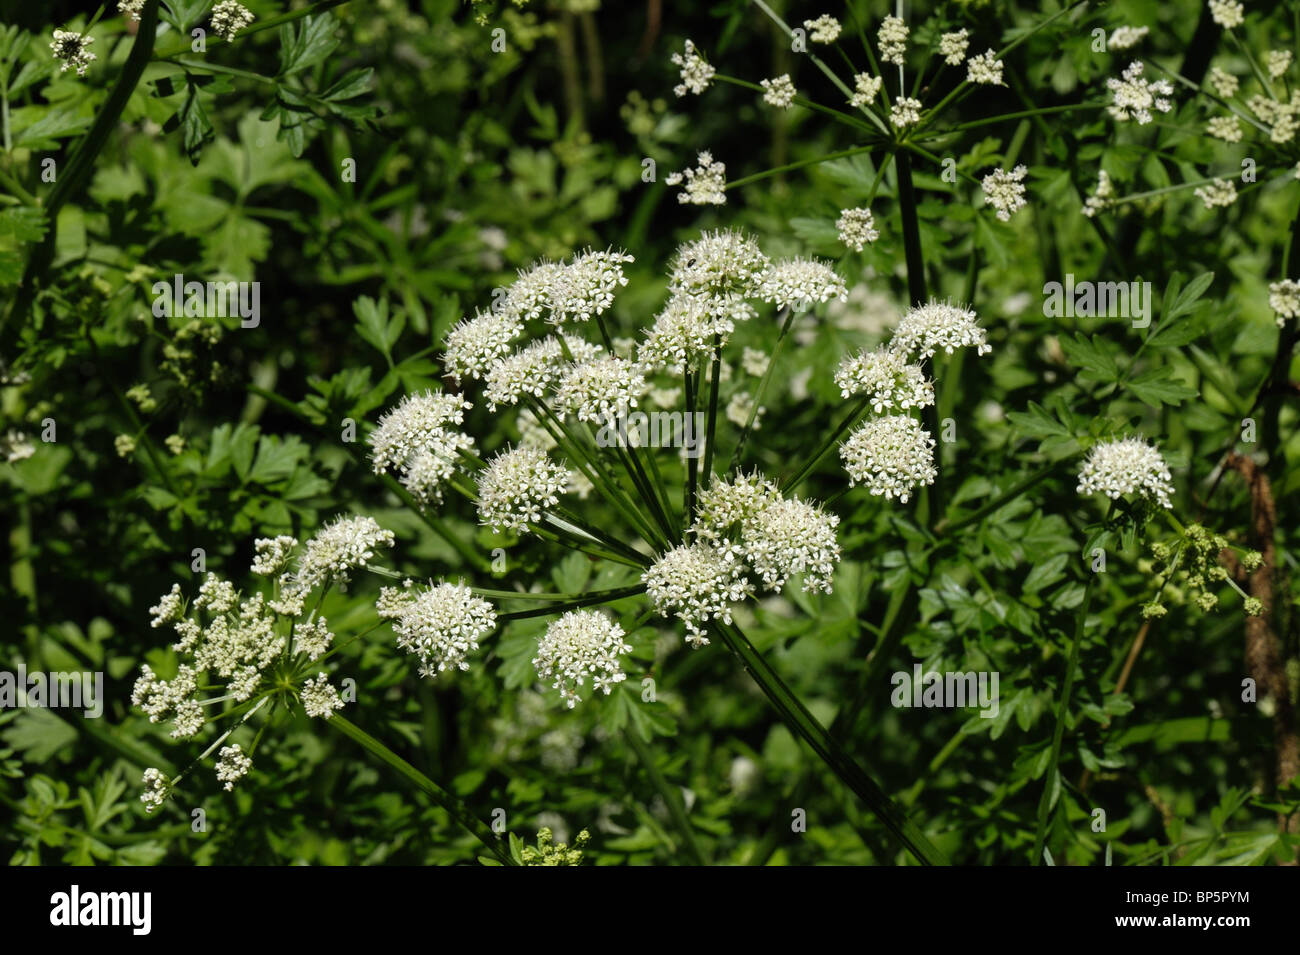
<box><xmin>1108</xmin><ymin>26</ymin><xmax>1149</xmax><ymax>50</ymax></box>
<box><xmin>849</xmin><ymin>73</ymin><xmax>883</xmax><ymax>108</ymax></box>
<box><xmin>476</xmin><ymin>444</ymin><xmax>571</xmax><ymax>532</ymax></box>
<box><xmin>1107</xmin><ymin>61</ymin><xmax>1174</xmax><ymax>125</ymax></box>
<box><xmin>1077</xmin><ymin>437</ymin><xmax>1174</xmax><ymax>509</ymax></box>
<box><xmin>211</xmin><ymin>1</ymin><xmax>255</xmax><ymax>40</ymax></box>
<box><xmin>643</xmin><ymin>543</ymin><xmax>754</xmax><ymax>647</ymax></box>
<box><xmin>836</xmin><ymin>207</ymin><xmax>879</xmax><ymax>251</ymax></box>
<box><xmin>966</xmin><ymin>50</ymin><xmax>1005</xmax><ymax>86</ymax></box>
<box><xmin>1267</xmin><ymin>50</ymin><xmax>1293</xmax><ymax>80</ymax></box>
<box><xmin>1206</xmin><ymin>115</ymin><xmax>1242</xmax><ymax>142</ymax></box>
<box><xmin>890</xmin><ymin>300</ymin><xmax>992</xmax><ymax>359</ymax></box>
<box><xmin>839</xmin><ymin>415</ymin><xmax>938</xmax><ymax>502</ymax></box>
<box><xmin>1209</xmin><ymin>0</ymin><xmax>1244</xmax><ymax>29</ymax></box>
<box><xmin>878</xmin><ymin>15</ymin><xmax>909</xmax><ymax>65</ymax></box>
<box><xmin>134</xmin><ymin>521</ymin><xmax>386</xmax><ymax>807</ymax></box>
<box><xmin>50</xmin><ymin>31</ymin><xmax>95</xmax><ymax>76</ymax></box>
<box><xmin>939</xmin><ymin>29</ymin><xmax>969</xmax><ymax>65</ymax></box>
<box><xmin>834</xmin><ymin>346</ymin><xmax>934</xmax><ymax>412</ymax></box>
<box><xmin>804</xmin><ymin>15</ymin><xmax>842</xmax><ymax>44</ymax></box>
<box><xmin>666</xmin><ymin>150</ymin><xmax>727</xmax><ymax>205</ymax></box>
<box><xmin>368</xmin><ymin>390</ymin><xmax>476</xmax><ymax>504</ymax></box>
<box><xmin>378</xmin><ymin>580</ymin><xmax>498</xmax><ymax>677</ymax></box>
<box><xmin>1194</xmin><ymin>178</ymin><xmax>1237</xmax><ymax>209</ymax></box>
<box><xmin>758</xmin><ymin>258</ymin><xmax>848</xmax><ymax>309</ymax></box>
<box><xmin>554</xmin><ymin>355</ymin><xmax>648</xmax><ymax>422</ymax></box>
<box><xmin>669</xmin><ymin>229</ymin><xmax>771</xmax><ymax>299</ymax></box>
<box><xmin>672</xmin><ymin>39</ymin><xmax>715</xmax><ymax>96</ymax></box>
<box><xmin>215</xmin><ymin>744</ymin><xmax>252</xmax><ymax>791</ymax></box>
<box><xmin>1082</xmin><ymin>169</ymin><xmax>1117</xmax><ymax>217</ymax></box>
<box><xmin>444</xmin><ymin>309</ymin><xmax>523</xmax><ymax>382</ymax></box>
<box><xmin>533</xmin><ymin>610</ymin><xmax>632</xmax><ymax>707</ymax></box>
<box><xmin>118</xmin><ymin>1</ymin><xmax>145</xmax><ymax>21</ymax></box>
<box><xmin>300</xmin><ymin>673</ymin><xmax>344</xmax><ymax>718</ymax></box>
<box><xmin>1268</xmin><ymin>279</ymin><xmax>1300</xmax><ymax>326</ymax></box>
<box><xmin>761</xmin><ymin>74</ymin><xmax>797</xmax><ymax>108</ymax></box>
<box><xmin>890</xmin><ymin>96</ymin><xmax>923</xmax><ymax>128</ymax></box>
<box><xmin>1210</xmin><ymin>67</ymin><xmax>1239</xmax><ymax>98</ymax></box>
<box><xmin>981</xmin><ymin>165</ymin><xmax>1029</xmax><ymax>222</ymax></box>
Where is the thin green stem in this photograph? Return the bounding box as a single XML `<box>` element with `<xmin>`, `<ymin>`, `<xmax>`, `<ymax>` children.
<box><xmin>701</xmin><ymin>336</ymin><xmax>722</xmax><ymax>490</ymax></box>
<box><xmin>624</xmin><ymin>728</ymin><xmax>708</xmax><ymax>865</ymax></box>
<box><xmin>327</xmin><ymin>714</ymin><xmax>515</xmax><ymax>865</ymax></box>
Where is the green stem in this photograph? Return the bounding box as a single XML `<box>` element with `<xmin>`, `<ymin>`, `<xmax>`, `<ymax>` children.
<box><xmin>779</xmin><ymin>394</ymin><xmax>870</xmax><ymax>494</ymax></box>
<box><xmin>730</xmin><ymin>307</ymin><xmax>794</xmax><ymax>472</ymax></box>
<box><xmin>701</xmin><ymin>336</ymin><xmax>722</xmax><ymax>490</ymax></box>
<box><xmin>327</xmin><ymin>713</ymin><xmax>516</xmax><ymax>865</ymax></box>
<box><xmin>715</xmin><ymin>620</ymin><xmax>948</xmax><ymax>865</ymax></box>
<box><xmin>624</xmin><ymin>728</ymin><xmax>708</xmax><ymax>865</ymax></box>
<box><xmin>496</xmin><ymin>583</ymin><xmax>646</xmax><ymax>620</ymax></box>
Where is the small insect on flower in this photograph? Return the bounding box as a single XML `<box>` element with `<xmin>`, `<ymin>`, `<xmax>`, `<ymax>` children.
<box><xmin>665</xmin><ymin>150</ymin><xmax>727</xmax><ymax>205</ymax></box>
<box><xmin>761</xmin><ymin>74</ymin><xmax>797</xmax><ymax>109</ymax></box>
<box><xmin>1268</xmin><ymin>279</ymin><xmax>1300</xmax><ymax>326</ymax></box>
<box><xmin>50</xmin><ymin>30</ymin><xmax>96</xmax><ymax>76</ymax></box>
<box><xmin>939</xmin><ymin>29</ymin><xmax>969</xmax><ymax>65</ymax></box>
<box><xmin>1076</xmin><ymin>436</ymin><xmax>1175</xmax><ymax>509</ymax></box>
<box><xmin>671</xmin><ymin>39</ymin><xmax>715</xmax><ymax>97</ymax></box>
<box><xmin>981</xmin><ymin>165</ymin><xmax>1029</xmax><ymax>222</ymax></box>
<box><xmin>836</xmin><ymin>208</ymin><xmax>880</xmax><ymax>252</ymax></box>
<box><xmin>532</xmin><ymin>610</ymin><xmax>633</xmax><ymax>707</ymax></box>
<box><xmin>211</xmin><ymin>1</ymin><xmax>256</xmax><ymax>41</ymax></box>
<box><xmin>669</xmin><ymin>228</ymin><xmax>771</xmax><ymax>300</ymax></box>
<box><xmin>878</xmin><ymin>15</ymin><xmax>909</xmax><ymax>66</ymax></box>
<box><xmin>966</xmin><ymin>50</ymin><xmax>1005</xmax><ymax>86</ymax></box>
<box><xmin>1107</xmin><ymin>61</ymin><xmax>1174</xmax><ymax>125</ymax></box>
<box><xmin>803</xmin><ymin>15</ymin><xmax>842</xmax><ymax>44</ymax></box>
<box><xmin>839</xmin><ymin>415</ymin><xmax>938</xmax><ymax>503</ymax></box>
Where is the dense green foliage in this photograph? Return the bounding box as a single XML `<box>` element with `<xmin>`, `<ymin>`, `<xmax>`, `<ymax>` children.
<box><xmin>1</xmin><ymin>0</ymin><xmax>1297</xmax><ymax>866</ymax></box>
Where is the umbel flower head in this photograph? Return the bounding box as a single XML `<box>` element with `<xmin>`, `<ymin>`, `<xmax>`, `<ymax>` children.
<box><xmin>1076</xmin><ymin>436</ymin><xmax>1174</xmax><ymax>509</ymax></box>
<box><xmin>554</xmin><ymin>355</ymin><xmax>648</xmax><ymax>422</ymax></box>
<box><xmin>134</xmin><ymin>519</ymin><xmax>391</xmax><ymax>809</ymax></box>
<box><xmin>835</xmin><ymin>346</ymin><xmax>934</xmax><ymax>412</ymax></box>
<box><xmin>475</xmin><ymin>444</ymin><xmax>572</xmax><ymax>532</ymax></box>
<box><xmin>378</xmin><ymin>580</ymin><xmax>498</xmax><ymax>678</ymax></box>
<box><xmin>758</xmin><ymin>258</ymin><xmax>848</xmax><ymax>309</ymax></box>
<box><xmin>643</xmin><ymin>542</ymin><xmax>754</xmax><ymax>647</ymax></box>
<box><xmin>839</xmin><ymin>415</ymin><xmax>938</xmax><ymax>502</ymax></box>
<box><xmin>368</xmin><ymin>390</ymin><xmax>476</xmax><ymax>504</ymax></box>
<box><xmin>1107</xmin><ymin>61</ymin><xmax>1174</xmax><ymax>125</ymax></box>
<box><xmin>981</xmin><ymin>165</ymin><xmax>1028</xmax><ymax>222</ymax></box>
<box><xmin>671</xmin><ymin>39</ymin><xmax>715</xmax><ymax>97</ymax></box>
<box><xmin>50</xmin><ymin>30</ymin><xmax>95</xmax><ymax>76</ymax></box>
<box><xmin>889</xmin><ymin>300</ymin><xmax>992</xmax><ymax>360</ymax></box>
<box><xmin>443</xmin><ymin>308</ymin><xmax>523</xmax><ymax>382</ymax></box>
<box><xmin>1145</xmin><ymin>524</ymin><xmax>1264</xmax><ymax>618</ymax></box>
<box><xmin>665</xmin><ymin>151</ymin><xmax>728</xmax><ymax>205</ymax></box>
<box><xmin>1268</xmin><ymin>279</ymin><xmax>1300</xmax><ymax>326</ymax></box>
<box><xmin>761</xmin><ymin>74</ymin><xmax>797</xmax><ymax>109</ymax></box>
<box><xmin>836</xmin><ymin>207</ymin><xmax>879</xmax><ymax>251</ymax></box>
<box><xmin>532</xmin><ymin>610</ymin><xmax>633</xmax><ymax>707</ymax></box>
<box><xmin>668</xmin><ymin>229</ymin><xmax>771</xmax><ymax>299</ymax></box>
<box><xmin>211</xmin><ymin>1</ymin><xmax>255</xmax><ymax>40</ymax></box>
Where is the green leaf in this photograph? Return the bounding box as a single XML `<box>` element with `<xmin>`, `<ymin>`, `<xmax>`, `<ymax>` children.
<box><xmin>1059</xmin><ymin>333</ymin><xmax>1119</xmax><ymax>381</ymax></box>
<box><xmin>278</xmin><ymin>14</ymin><xmax>341</xmax><ymax>76</ymax></box>
<box><xmin>1124</xmin><ymin>366</ymin><xmax>1197</xmax><ymax>406</ymax></box>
